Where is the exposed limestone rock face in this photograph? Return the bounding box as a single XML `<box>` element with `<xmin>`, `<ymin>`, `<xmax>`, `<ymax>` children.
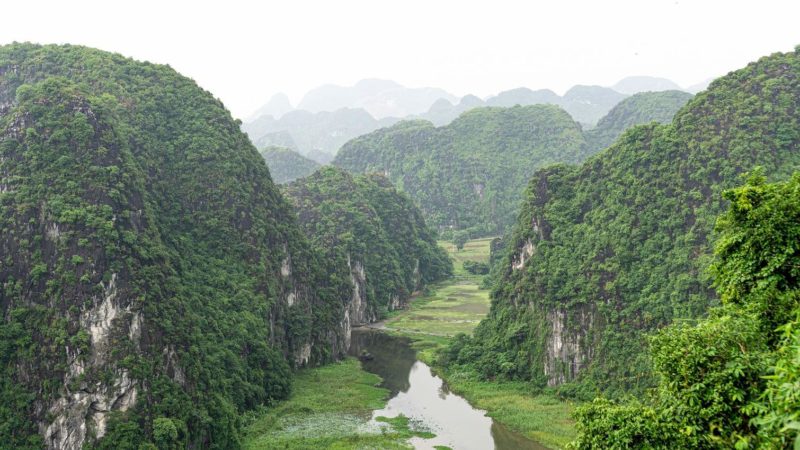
<box><xmin>512</xmin><ymin>238</ymin><xmax>535</xmax><ymax>271</ymax></box>
<box><xmin>543</xmin><ymin>307</ymin><xmax>596</xmax><ymax>386</ymax></box>
<box><xmin>347</xmin><ymin>254</ymin><xmax>373</xmax><ymax>326</ymax></box>
<box><xmin>504</xmin><ymin>209</ymin><xmax>597</xmax><ymax>387</ymax></box>
<box><xmin>278</xmin><ymin>246</ymin><xmax>347</xmax><ymax>364</ymax></box>
<box><xmin>162</xmin><ymin>346</ymin><xmax>186</xmax><ymax>387</ymax></box>
<box><xmin>281</xmin><ymin>257</ymin><xmax>292</xmax><ymax>277</ymax></box>
<box><xmin>340</xmin><ymin>308</ymin><xmax>352</xmax><ymax>352</ymax></box>
<box><xmin>389</xmin><ymin>294</ymin><xmax>403</xmax><ymax>311</ymax></box>
<box><xmin>43</xmin><ymin>369</ymin><xmax>138</xmax><ymax>449</ymax></box>
<box><xmin>38</xmin><ymin>272</ymin><xmax>144</xmax><ymax>449</ymax></box>
<box><xmin>0</xmin><ymin>93</ymin><xmax>153</xmax><ymax>450</ymax></box>
<box><xmin>411</xmin><ymin>259</ymin><xmax>421</xmax><ymax>292</ymax></box>
<box><xmin>295</xmin><ymin>343</ymin><xmax>312</xmax><ymax>366</ymax></box>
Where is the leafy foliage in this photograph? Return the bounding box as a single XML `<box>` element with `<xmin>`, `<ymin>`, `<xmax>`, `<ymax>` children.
<box><xmin>711</xmin><ymin>170</ymin><xmax>800</xmax><ymax>335</ymax></box>
<box><xmin>453</xmin><ymin>48</ymin><xmax>800</xmax><ymax>398</ymax></box>
<box><xmin>0</xmin><ymin>43</ymin><xmax>354</xmax><ymax>448</ymax></box>
<box><xmin>336</xmin><ymin>90</ymin><xmax>691</xmax><ymax>237</ymax></box>
<box><xmin>462</xmin><ymin>260</ymin><xmax>490</xmax><ymax>275</ymax></box>
<box><xmin>754</xmin><ymin>319</ymin><xmax>800</xmax><ymax>448</ymax></box>
<box><xmin>571</xmin><ymin>173</ymin><xmax>800</xmax><ymax>449</ymax></box>
<box><xmin>334</xmin><ymin>105</ymin><xmax>588</xmax><ymax>235</ymax></box>
<box><xmin>284</xmin><ymin>167</ymin><xmax>452</xmax><ymax>318</ymax></box>
<box><xmin>583</xmin><ymin>90</ymin><xmax>693</xmax><ymax>153</ymax></box>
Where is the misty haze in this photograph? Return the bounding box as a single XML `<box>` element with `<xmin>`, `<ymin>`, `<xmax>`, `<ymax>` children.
<box><xmin>1</xmin><ymin>1</ymin><xmax>800</xmax><ymax>449</ymax></box>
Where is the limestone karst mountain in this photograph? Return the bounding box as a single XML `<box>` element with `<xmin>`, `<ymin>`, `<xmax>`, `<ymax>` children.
<box><xmin>452</xmin><ymin>48</ymin><xmax>800</xmax><ymax>399</ymax></box>
<box><xmin>0</xmin><ymin>43</ymin><xmax>447</xmax><ymax>449</ymax></box>
<box><xmin>334</xmin><ymin>105</ymin><xmax>589</xmax><ymax>235</ymax></box>
<box><xmin>284</xmin><ymin>166</ymin><xmax>452</xmax><ymax>324</ymax></box>
<box><xmin>247</xmin><ymin>92</ymin><xmax>294</xmax><ymax>121</ymax></box>
<box><xmin>243</xmin><ymin>107</ymin><xmax>399</xmax><ymax>163</ymax></box>
<box><xmin>335</xmin><ymin>89</ymin><xmax>692</xmax><ymax>236</ymax></box>
<box><xmin>583</xmin><ymin>90</ymin><xmax>694</xmax><ymax>153</ymax></box>
<box><xmin>297</xmin><ymin>78</ymin><xmax>457</xmax><ymax>119</ymax></box>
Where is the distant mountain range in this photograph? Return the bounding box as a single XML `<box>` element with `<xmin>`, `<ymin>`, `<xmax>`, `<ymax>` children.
<box><xmin>261</xmin><ymin>146</ymin><xmax>320</xmax><ymax>183</ymax></box>
<box><xmin>416</xmin><ymin>86</ymin><xmax>625</xmax><ymax>127</ymax></box>
<box><xmin>297</xmin><ymin>78</ymin><xmax>457</xmax><ymax>119</ymax></box>
<box><xmin>247</xmin><ymin>92</ymin><xmax>293</xmax><ymax>121</ymax></box>
<box><xmin>244</xmin><ymin>76</ymin><xmax>708</xmax><ymax>163</ymax></box>
<box><xmin>333</xmin><ymin>90</ymin><xmax>692</xmax><ymax>235</ymax></box>
<box><xmin>611</xmin><ymin>76</ymin><xmax>683</xmax><ymax>95</ymax></box>
<box><xmin>242</xmin><ymin>107</ymin><xmax>399</xmax><ymax>164</ymax></box>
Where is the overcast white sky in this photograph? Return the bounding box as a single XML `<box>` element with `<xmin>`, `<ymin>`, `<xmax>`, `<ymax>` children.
<box><xmin>1</xmin><ymin>0</ymin><xmax>798</xmax><ymax>119</ymax></box>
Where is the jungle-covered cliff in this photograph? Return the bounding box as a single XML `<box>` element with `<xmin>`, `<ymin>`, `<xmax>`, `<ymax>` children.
<box><xmin>0</xmin><ymin>43</ymin><xmax>364</xmax><ymax>449</ymax></box>
<box><xmin>445</xmin><ymin>48</ymin><xmax>800</xmax><ymax>399</ymax></box>
<box><xmin>335</xmin><ymin>91</ymin><xmax>693</xmax><ymax>237</ymax></box>
<box><xmin>284</xmin><ymin>167</ymin><xmax>452</xmax><ymax>326</ymax></box>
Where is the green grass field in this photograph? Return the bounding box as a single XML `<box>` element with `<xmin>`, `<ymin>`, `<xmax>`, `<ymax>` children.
<box><xmin>384</xmin><ymin>237</ymin><xmax>493</xmax><ymax>337</ymax></box>
<box><xmin>431</xmin><ymin>368</ymin><xmax>576</xmax><ymax>449</ymax></box>
<box><xmin>387</xmin><ymin>237</ymin><xmax>577</xmax><ymax>449</ymax></box>
<box><xmin>244</xmin><ymin>237</ymin><xmax>575</xmax><ymax>450</ymax></box>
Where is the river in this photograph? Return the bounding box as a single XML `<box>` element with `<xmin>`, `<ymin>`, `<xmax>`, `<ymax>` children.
<box><xmin>348</xmin><ymin>328</ymin><xmax>548</xmax><ymax>450</ymax></box>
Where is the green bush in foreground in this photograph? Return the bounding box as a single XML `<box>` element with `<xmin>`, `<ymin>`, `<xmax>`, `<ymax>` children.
<box><xmin>571</xmin><ymin>172</ymin><xmax>800</xmax><ymax>449</ymax></box>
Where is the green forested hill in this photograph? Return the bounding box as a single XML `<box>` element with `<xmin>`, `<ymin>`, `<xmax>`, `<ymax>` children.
<box><xmin>447</xmin><ymin>49</ymin><xmax>800</xmax><ymax>398</ymax></box>
<box><xmin>333</xmin><ymin>105</ymin><xmax>588</xmax><ymax>236</ymax></box>
<box><xmin>584</xmin><ymin>90</ymin><xmax>693</xmax><ymax>153</ymax></box>
<box><xmin>284</xmin><ymin>167</ymin><xmax>452</xmax><ymax>322</ymax></box>
<box><xmin>334</xmin><ymin>94</ymin><xmax>691</xmax><ymax>238</ymax></box>
<box><xmin>0</xmin><ymin>43</ymin><xmax>353</xmax><ymax>449</ymax></box>
<box><xmin>260</xmin><ymin>146</ymin><xmax>320</xmax><ymax>183</ymax></box>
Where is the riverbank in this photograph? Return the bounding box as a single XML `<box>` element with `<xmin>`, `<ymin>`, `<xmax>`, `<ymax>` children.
<box><xmin>243</xmin><ymin>237</ymin><xmax>576</xmax><ymax>449</ymax></box>
<box><xmin>242</xmin><ymin>359</ymin><xmax>432</xmax><ymax>449</ymax></box>
<box><xmin>384</xmin><ymin>237</ymin><xmax>577</xmax><ymax>449</ymax></box>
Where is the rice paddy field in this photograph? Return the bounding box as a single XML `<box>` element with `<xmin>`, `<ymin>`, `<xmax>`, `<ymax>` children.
<box><xmin>384</xmin><ymin>238</ymin><xmax>494</xmax><ymax>337</ymax></box>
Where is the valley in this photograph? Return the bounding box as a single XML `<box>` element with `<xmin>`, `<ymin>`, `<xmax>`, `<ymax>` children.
<box><xmin>242</xmin><ymin>238</ymin><xmax>574</xmax><ymax>449</ymax></box>
<box><xmin>2</xmin><ymin>11</ymin><xmax>800</xmax><ymax>448</ymax></box>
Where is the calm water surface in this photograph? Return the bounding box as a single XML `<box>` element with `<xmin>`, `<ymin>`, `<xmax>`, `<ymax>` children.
<box><xmin>348</xmin><ymin>329</ymin><xmax>548</xmax><ymax>450</ymax></box>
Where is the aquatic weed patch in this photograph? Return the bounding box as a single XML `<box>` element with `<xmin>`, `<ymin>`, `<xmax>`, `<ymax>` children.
<box><xmin>243</xmin><ymin>359</ymin><xmax>436</xmax><ymax>449</ymax></box>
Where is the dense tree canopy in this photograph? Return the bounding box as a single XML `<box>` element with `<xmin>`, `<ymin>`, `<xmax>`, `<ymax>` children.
<box><xmin>583</xmin><ymin>90</ymin><xmax>693</xmax><ymax>153</ymax></box>
<box><xmin>284</xmin><ymin>167</ymin><xmax>452</xmax><ymax>319</ymax></box>
<box><xmin>447</xmin><ymin>48</ymin><xmax>800</xmax><ymax>399</ymax></box>
<box><xmin>571</xmin><ymin>172</ymin><xmax>800</xmax><ymax>449</ymax></box>
<box><xmin>0</xmin><ymin>43</ymin><xmax>354</xmax><ymax>448</ymax></box>
<box><xmin>335</xmin><ymin>91</ymin><xmax>692</xmax><ymax>237</ymax></box>
<box><xmin>334</xmin><ymin>105</ymin><xmax>588</xmax><ymax>235</ymax></box>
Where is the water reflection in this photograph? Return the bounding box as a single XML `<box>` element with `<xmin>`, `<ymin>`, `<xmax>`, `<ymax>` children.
<box><xmin>348</xmin><ymin>330</ymin><xmax>416</xmax><ymax>396</ymax></box>
<box><xmin>348</xmin><ymin>329</ymin><xmax>548</xmax><ymax>450</ymax></box>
